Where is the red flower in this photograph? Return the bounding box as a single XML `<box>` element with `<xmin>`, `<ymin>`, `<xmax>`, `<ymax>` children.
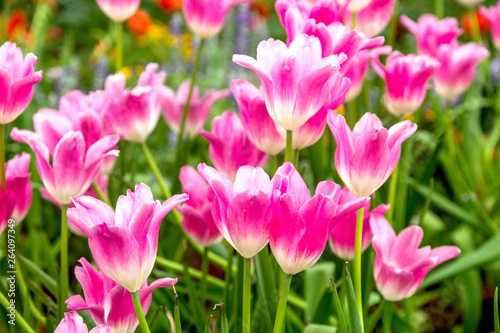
<box><xmin>126</xmin><ymin>9</ymin><xmax>151</xmax><ymax>36</ymax></box>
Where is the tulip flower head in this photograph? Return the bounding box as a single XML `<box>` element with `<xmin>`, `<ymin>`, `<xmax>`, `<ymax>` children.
<box><xmin>55</xmin><ymin>311</ymin><xmax>110</xmax><ymax>333</ymax></box>
<box><xmin>66</xmin><ymin>258</ymin><xmax>178</xmax><ymax>332</ymax></box>
<box><xmin>343</xmin><ymin>0</ymin><xmax>396</xmax><ymax>37</ymax></box>
<box><xmin>327</xmin><ymin>111</ymin><xmax>417</xmax><ymax>197</ymax></box>
<box><xmin>275</xmin><ymin>0</ymin><xmax>348</xmax><ymax>27</ymax></box>
<box><xmin>372</xmin><ymin>51</ymin><xmax>440</xmax><ymax>116</ymax></box>
<box><xmin>67</xmin><ymin>183</ymin><xmax>187</xmax><ymax>292</ymax></box>
<box><xmin>95</xmin><ymin>0</ymin><xmax>141</xmax><ymax>22</ymax></box>
<box><xmin>480</xmin><ymin>3</ymin><xmax>500</xmax><ymax>50</ymax></box>
<box><xmin>198</xmin><ymin>163</ymin><xmax>273</xmax><ymax>258</ymax></box>
<box><xmin>456</xmin><ymin>0</ymin><xmax>484</xmax><ymax>8</ymax></box>
<box><xmin>0</xmin><ymin>41</ymin><xmax>42</xmax><ymax>124</ymax></box>
<box><xmin>337</xmin><ymin>0</ymin><xmax>372</xmax><ymax>13</ymax></box>
<box><xmin>371</xmin><ymin>214</ymin><xmax>461</xmax><ymax>301</ymax></box>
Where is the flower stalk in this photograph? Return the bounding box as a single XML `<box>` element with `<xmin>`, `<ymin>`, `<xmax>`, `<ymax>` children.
<box><xmin>131</xmin><ymin>291</ymin><xmax>151</xmax><ymax>333</ymax></box>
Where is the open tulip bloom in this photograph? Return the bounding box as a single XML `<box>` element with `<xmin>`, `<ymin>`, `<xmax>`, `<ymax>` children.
<box><xmin>480</xmin><ymin>3</ymin><xmax>500</xmax><ymax>50</ymax></box>
<box><xmin>55</xmin><ymin>311</ymin><xmax>110</xmax><ymax>333</ymax></box>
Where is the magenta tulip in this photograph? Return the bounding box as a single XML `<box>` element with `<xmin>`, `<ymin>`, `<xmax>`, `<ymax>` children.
<box><xmin>182</xmin><ymin>0</ymin><xmax>253</xmax><ymax>39</ymax></box>
<box><xmin>56</xmin><ymin>311</ymin><xmax>110</xmax><ymax>333</ymax></box>
<box><xmin>434</xmin><ymin>42</ymin><xmax>489</xmax><ymax>101</ymax></box>
<box><xmin>66</xmin><ymin>258</ymin><xmax>178</xmax><ymax>332</ymax></box>
<box><xmin>327</xmin><ymin>111</ymin><xmax>417</xmax><ymax>197</ymax></box>
<box><xmin>178</xmin><ymin>165</ymin><xmax>223</xmax><ymax>247</ymax></box>
<box><xmin>200</xmin><ymin>111</ymin><xmax>267</xmax><ymax>181</ymax></box>
<box><xmin>198</xmin><ymin>163</ymin><xmax>273</xmax><ymax>258</ymax></box>
<box><xmin>275</xmin><ymin>0</ymin><xmax>348</xmax><ymax>27</ymax></box>
<box><xmin>329</xmin><ymin>187</ymin><xmax>389</xmax><ymax>260</ymax></box>
<box><xmin>67</xmin><ymin>183</ymin><xmax>187</xmax><ymax>292</ymax></box>
<box><xmin>95</xmin><ymin>0</ymin><xmax>140</xmax><ymax>22</ymax></box>
<box><xmin>161</xmin><ymin>80</ymin><xmax>229</xmax><ymax>139</ymax></box>
<box><xmin>0</xmin><ymin>41</ymin><xmax>42</xmax><ymax>124</ymax></box>
<box><xmin>371</xmin><ymin>214</ymin><xmax>461</xmax><ymax>301</ymax></box>
<box><xmin>233</xmin><ymin>34</ymin><xmax>345</xmax><ymax>130</ymax></box>
<box><xmin>480</xmin><ymin>3</ymin><xmax>500</xmax><ymax>50</ymax></box>
<box><xmin>400</xmin><ymin>14</ymin><xmax>462</xmax><ymax>57</ymax></box>
<box><xmin>372</xmin><ymin>51</ymin><xmax>439</xmax><ymax>116</ymax></box>
<box><xmin>344</xmin><ymin>0</ymin><xmax>395</xmax><ymax>37</ymax></box>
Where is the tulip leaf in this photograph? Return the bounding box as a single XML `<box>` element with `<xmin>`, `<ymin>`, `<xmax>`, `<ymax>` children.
<box><xmin>495</xmin><ymin>287</ymin><xmax>499</xmax><ymax>333</ymax></box>
<box><xmin>182</xmin><ymin>264</ymin><xmax>205</xmax><ymax>333</ymax></box>
<box><xmin>331</xmin><ymin>277</ymin><xmax>348</xmax><ymax>333</ymax></box>
<box><xmin>344</xmin><ymin>264</ymin><xmax>363</xmax><ymax>333</ymax></box>
<box><xmin>303</xmin><ymin>324</ymin><xmax>336</xmax><ymax>333</ymax></box>
<box><xmin>254</xmin><ymin>247</ymin><xmax>277</xmax><ymax>331</ymax></box>
<box><xmin>460</xmin><ymin>270</ymin><xmax>482</xmax><ymax>333</ymax></box>
<box><xmin>305</xmin><ymin>262</ymin><xmax>335</xmax><ymax>322</ymax></box>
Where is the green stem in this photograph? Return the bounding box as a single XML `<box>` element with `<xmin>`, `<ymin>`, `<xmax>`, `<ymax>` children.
<box><xmin>270</xmin><ymin>154</ymin><xmax>279</xmax><ymax>176</ymax></box>
<box><xmin>273</xmin><ymin>273</ymin><xmax>293</xmax><ymax>333</ymax></box>
<box><xmin>354</xmin><ymin>207</ymin><xmax>365</xmax><ymax>330</ymax></box>
<box><xmin>0</xmin><ymin>291</ymin><xmax>36</xmax><ymax>333</ymax></box>
<box><xmin>386</xmin><ymin>161</ymin><xmax>399</xmax><ymax>224</ymax></box>
<box><xmin>285</xmin><ymin>130</ymin><xmax>293</xmax><ymax>164</ymax></box>
<box><xmin>292</xmin><ymin>149</ymin><xmax>299</xmax><ymax>167</ymax></box>
<box><xmin>387</xmin><ymin>0</ymin><xmax>399</xmax><ymax>46</ymax></box>
<box><xmin>223</xmin><ymin>243</ymin><xmax>234</xmax><ymax>304</ymax></box>
<box><xmin>242</xmin><ymin>257</ymin><xmax>252</xmax><ymax>333</ymax></box>
<box><xmin>140</xmin><ymin>141</ymin><xmax>172</xmax><ymax>199</ymax></box>
<box><xmin>116</xmin><ymin>21</ymin><xmax>123</xmax><ymax>72</ymax></box>
<box><xmin>200</xmin><ymin>247</ymin><xmax>209</xmax><ymax>307</ymax></box>
<box><xmin>435</xmin><ymin>0</ymin><xmax>444</xmax><ymax>19</ymax></box>
<box><xmin>92</xmin><ymin>181</ymin><xmax>111</xmax><ymax>206</ymax></box>
<box><xmin>131</xmin><ymin>291</ymin><xmax>151</xmax><ymax>333</ymax></box>
<box><xmin>351</xmin><ymin>11</ymin><xmax>357</xmax><ymax>30</ymax></box>
<box><xmin>59</xmin><ymin>204</ymin><xmax>69</xmax><ymax>320</ymax></box>
<box><xmin>349</xmin><ymin>99</ymin><xmax>358</xmax><ymax>128</ymax></box>
<box><xmin>0</xmin><ymin>124</ymin><xmax>5</xmax><ymax>192</ymax></box>
<box><xmin>16</xmin><ymin>259</ymin><xmax>31</xmax><ymax>322</ymax></box>
<box><xmin>366</xmin><ymin>300</ymin><xmax>388</xmax><ymax>333</ymax></box>
<box><xmin>174</xmin><ymin>288</ymin><xmax>182</xmax><ymax>332</ymax></box>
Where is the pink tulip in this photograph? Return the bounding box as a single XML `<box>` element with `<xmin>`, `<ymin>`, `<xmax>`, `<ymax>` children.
<box><xmin>338</xmin><ymin>0</ymin><xmax>371</xmax><ymax>13</ymax></box>
<box><xmin>480</xmin><ymin>3</ymin><xmax>500</xmax><ymax>50</ymax></box>
<box><xmin>160</xmin><ymin>80</ymin><xmax>229</xmax><ymax>139</ymax></box>
<box><xmin>0</xmin><ymin>41</ymin><xmax>42</xmax><ymax>124</ymax></box>
<box><xmin>371</xmin><ymin>214</ymin><xmax>461</xmax><ymax>301</ymax></box>
<box><xmin>344</xmin><ymin>0</ymin><xmax>395</xmax><ymax>37</ymax></box>
<box><xmin>67</xmin><ymin>183</ymin><xmax>187</xmax><ymax>292</ymax></box>
<box><xmin>66</xmin><ymin>258</ymin><xmax>178</xmax><ymax>332</ymax></box>
<box><xmin>270</xmin><ymin>163</ymin><xmax>369</xmax><ymax>275</ymax></box>
<box><xmin>0</xmin><ymin>153</ymin><xmax>32</xmax><ymax>234</ymax></box>
<box><xmin>372</xmin><ymin>51</ymin><xmax>439</xmax><ymax>116</ymax></box>
<box><xmin>11</xmin><ymin>129</ymin><xmax>119</xmax><ymax>205</ymax></box>
<box><xmin>233</xmin><ymin>34</ymin><xmax>345</xmax><ymax>130</ymax></box>
<box><xmin>95</xmin><ymin>0</ymin><xmax>140</xmax><ymax>22</ymax></box>
<box><xmin>199</xmin><ymin>111</ymin><xmax>267</xmax><ymax>181</ymax></box>
<box><xmin>327</xmin><ymin>112</ymin><xmax>417</xmax><ymax>197</ymax></box>
<box><xmin>105</xmin><ymin>63</ymin><xmax>164</xmax><ymax>143</ymax></box>
<box><xmin>198</xmin><ymin>163</ymin><xmax>273</xmax><ymax>258</ymax></box>
<box><xmin>231</xmin><ymin>79</ymin><xmax>286</xmax><ymax>155</ymax></box>
<box><xmin>182</xmin><ymin>0</ymin><xmax>253</xmax><ymax>39</ymax></box>
<box><xmin>56</xmin><ymin>311</ymin><xmax>110</xmax><ymax>333</ymax></box>
<box><xmin>178</xmin><ymin>166</ymin><xmax>223</xmax><ymax>247</ymax></box>
<box><xmin>400</xmin><ymin>14</ymin><xmax>462</xmax><ymax>57</ymax></box>
<box><xmin>434</xmin><ymin>42</ymin><xmax>489</xmax><ymax>101</ymax></box>
<box><xmin>329</xmin><ymin>187</ymin><xmax>389</xmax><ymax>260</ymax></box>
<box><xmin>275</xmin><ymin>0</ymin><xmax>348</xmax><ymax>27</ymax></box>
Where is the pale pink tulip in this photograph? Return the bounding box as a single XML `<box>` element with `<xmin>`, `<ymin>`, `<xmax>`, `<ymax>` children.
<box><xmin>66</xmin><ymin>258</ymin><xmax>177</xmax><ymax>332</ymax></box>
<box><xmin>329</xmin><ymin>187</ymin><xmax>389</xmax><ymax>260</ymax></box>
<box><xmin>372</xmin><ymin>51</ymin><xmax>439</xmax><ymax>116</ymax></box>
<box><xmin>0</xmin><ymin>41</ymin><xmax>42</xmax><ymax>124</ymax></box>
<box><xmin>233</xmin><ymin>34</ymin><xmax>345</xmax><ymax>130</ymax></box>
<box><xmin>371</xmin><ymin>214</ymin><xmax>460</xmax><ymax>301</ymax></box>
<box><xmin>199</xmin><ymin>111</ymin><xmax>267</xmax><ymax>181</ymax></box>
<box><xmin>434</xmin><ymin>42</ymin><xmax>489</xmax><ymax>100</ymax></box>
<box><xmin>270</xmin><ymin>163</ymin><xmax>368</xmax><ymax>275</ymax></box>
<box><xmin>198</xmin><ymin>163</ymin><xmax>273</xmax><ymax>258</ymax></box>
<box><xmin>160</xmin><ymin>80</ymin><xmax>229</xmax><ymax>139</ymax></box>
<box><xmin>480</xmin><ymin>3</ymin><xmax>500</xmax><ymax>50</ymax></box>
<box><xmin>457</xmin><ymin>0</ymin><xmax>484</xmax><ymax>7</ymax></box>
<box><xmin>337</xmin><ymin>0</ymin><xmax>371</xmax><ymax>13</ymax></box>
<box><xmin>95</xmin><ymin>0</ymin><xmax>140</xmax><ymax>22</ymax></box>
<box><xmin>179</xmin><ymin>166</ymin><xmax>222</xmax><ymax>247</ymax></box>
<box><xmin>182</xmin><ymin>0</ymin><xmax>253</xmax><ymax>39</ymax></box>
<box><xmin>56</xmin><ymin>311</ymin><xmax>110</xmax><ymax>333</ymax></box>
<box><xmin>344</xmin><ymin>0</ymin><xmax>395</xmax><ymax>37</ymax></box>
<box><xmin>67</xmin><ymin>184</ymin><xmax>187</xmax><ymax>292</ymax></box>
<box><xmin>327</xmin><ymin>112</ymin><xmax>417</xmax><ymax>197</ymax></box>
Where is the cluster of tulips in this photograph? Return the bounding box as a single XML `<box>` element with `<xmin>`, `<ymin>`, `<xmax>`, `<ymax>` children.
<box><xmin>3</xmin><ymin>0</ymin><xmax>500</xmax><ymax>331</ymax></box>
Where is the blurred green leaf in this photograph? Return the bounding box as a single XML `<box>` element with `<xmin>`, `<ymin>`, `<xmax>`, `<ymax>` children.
<box><xmin>305</xmin><ymin>262</ymin><xmax>335</xmax><ymax>322</ymax></box>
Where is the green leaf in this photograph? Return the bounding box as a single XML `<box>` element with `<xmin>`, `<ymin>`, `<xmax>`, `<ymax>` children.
<box><xmin>305</xmin><ymin>262</ymin><xmax>335</xmax><ymax>322</ymax></box>
<box><xmin>495</xmin><ymin>287</ymin><xmax>499</xmax><ymax>333</ymax></box>
<box><xmin>182</xmin><ymin>265</ymin><xmax>205</xmax><ymax>333</ymax></box>
<box><xmin>345</xmin><ymin>264</ymin><xmax>362</xmax><ymax>333</ymax></box>
<box><xmin>460</xmin><ymin>270</ymin><xmax>482</xmax><ymax>333</ymax></box>
<box><xmin>331</xmin><ymin>277</ymin><xmax>348</xmax><ymax>333</ymax></box>
<box><xmin>254</xmin><ymin>247</ymin><xmax>277</xmax><ymax>331</ymax></box>
<box><xmin>303</xmin><ymin>324</ymin><xmax>337</xmax><ymax>333</ymax></box>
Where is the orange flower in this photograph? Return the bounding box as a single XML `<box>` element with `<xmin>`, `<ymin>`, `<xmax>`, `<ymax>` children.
<box><xmin>461</xmin><ymin>10</ymin><xmax>489</xmax><ymax>36</ymax></box>
<box><xmin>156</xmin><ymin>0</ymin><xmax>182</xmax><ymax>13</ymax></box>
<box><xmin>126</xmin><ymin>9</ymin><xmax>151</xmax><ymax>36</ymax></box>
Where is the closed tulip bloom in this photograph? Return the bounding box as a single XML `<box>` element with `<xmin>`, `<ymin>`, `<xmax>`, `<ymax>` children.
<box><xmin>371</xmin><ymin>214</ymin><xmax>461</xmax><ymax>301</ymax></box>
<box><xmin>198</xmin><ymin>163</ymin><xmax>273</xmax><ymax>258</ymax></box>
<box><xmin>67</xmin><ymin>183</ymin><xmax>188</xmax><ymax>292</ymax></box>
<box><xmin>179</xmin><ymin>166</ymin><xmax>222</xmax><ymax>247</ymax></box>
<box><xmin>329</xmin><ymin>187</ymin><xmax>389</xmax><ymax>261</ymax></box>
<box><xmin>233</xmin><ymin>34</ymin><xmax>344</xmax><ymax>131</ymax></box>
<box><xmin>372</xmin><ymin>51</ymin><xmax>439</xmax><ymax>116</ymax></box>
<box><xmin>182</xmin><ymin>0</ymin><xmax>253</xmax><ymax>39</ymax></box>
<box><xmin>231</xmin><ymin>79</ymin><xmax>285</xmax><ymax>155</ymax></box>
<box><xmin>434</xmin><ymin>42</ymin><xmax>489</xmax><ymax>101</ymax></box>
<box><xmin>480</xmin><ymin>3</ymin><xmax>500</xmax><ymax>50</ymax></box>
<box><xmin>0</xmin><ymin>41</ymin><xmax>42</xmax><ymax>124</ymax></box>
<box><xmin>275</xmin><ymin>0</ymin><xmax>348</xmax><ymax>27</ymax></box>
<box><xmin>161</xmin><ymin>80</ymin><xmax>229</xmax><ymax>139</ymax></box>
<box><xmin>66</xmin><ymin>258</ymin><xmax>178</xmax><ymax>332</ymax></box>
<box><xmin>200</xmin><ymin>111</ymin><xmax>267</xmax><ymax>181</ymax></box>
<box><xmin>56</xmin><ymin>311</ymin><xmax>110</xmax><ymax>333</ymax></box>
<box><xmin>96</xmin><ymin>0</ymin><xmax>141</xmax><ymax>22</ymax></box>
<box><xmin>11</xmin><ymin>130</ymin><xmax>119</xmax><ymax>205</ymax></box>
<box><xmin>344</xmin><ymin>0</ymin><xmax>395</xmax><ymax>37</ymax></box>
<box><xmin>327</xmin><ymin>112</ymin><xmax>417</xmax><ymax>198</ymax></box>
<box><xmin>400</xmin><ymin>14</ymin><xmax>462</xmax><ymax>57</ymax></box>
<box><xmin>270</xmin><ymin>163</ymin><xmax>369</xmax><ymax>275</ymax></box>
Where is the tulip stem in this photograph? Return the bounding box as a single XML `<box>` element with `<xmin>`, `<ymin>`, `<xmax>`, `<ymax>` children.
<box><xmin>387</xmin><ymin>0</ymin><xmax>399</xmax><ymax>46</ymax></box>
<box><xmin>92</xmin><ymin>181</ymin><xmax>112</xmax><ymax>206</ymax></box>
<box><xmin>435</xmin><ymin>0</ymin><xmax>444</xmax><ymax>19</ymax></box>
<box><xmin>273</xmin><ymin>273</ymin><xmax>292</xmax><ymax>333</ymax></box>
<box><xmin>131</xmin><ymin>291</ymin><xmax>151</xmax><ymax>333</ymax></box>
<box><xmin>351</xmin><ymin>12</ymin><xmax>357</xmax><ymax>30</ymax></box>
<box><xmin>354</xmin><ymin>206</ymin><xmax>365</xmax><ymax>331</ymax></box>
<box><xmin>59</xmin><ymin>204</ymin><xmax>69</xmax><ymax>320</ymax></box>
<box><xmin>386</xmin><ymin>161</ymin><xmax>399</xmax><ymax>225</ymax></box>
<box><xmin>0</xmin><ymin>124</ymin><xmax>5</xmax><ymax>192</ymax></box>
<box><xmin>0</xmin><ymin>291</ymin><xmax>36</xmax><ymax>333</ymax></box>
<box><xmin>243</xmin><ymin>257</ymin><xmax>252</xmax><ymax>333</ymax></box>
<box><xmin>285</xmin><ymin>130</ymin><xmax>293</xmax><ymax>163</ymax></box>
<box><xmin>116</xmin><ymin>21</ymin><xmax>123</xmax><ymax>72</ymax></box>
<box><xmin>140</xmin><ymin>142</ymin><xmax>172</xmax><ymax>199</ymax></box>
